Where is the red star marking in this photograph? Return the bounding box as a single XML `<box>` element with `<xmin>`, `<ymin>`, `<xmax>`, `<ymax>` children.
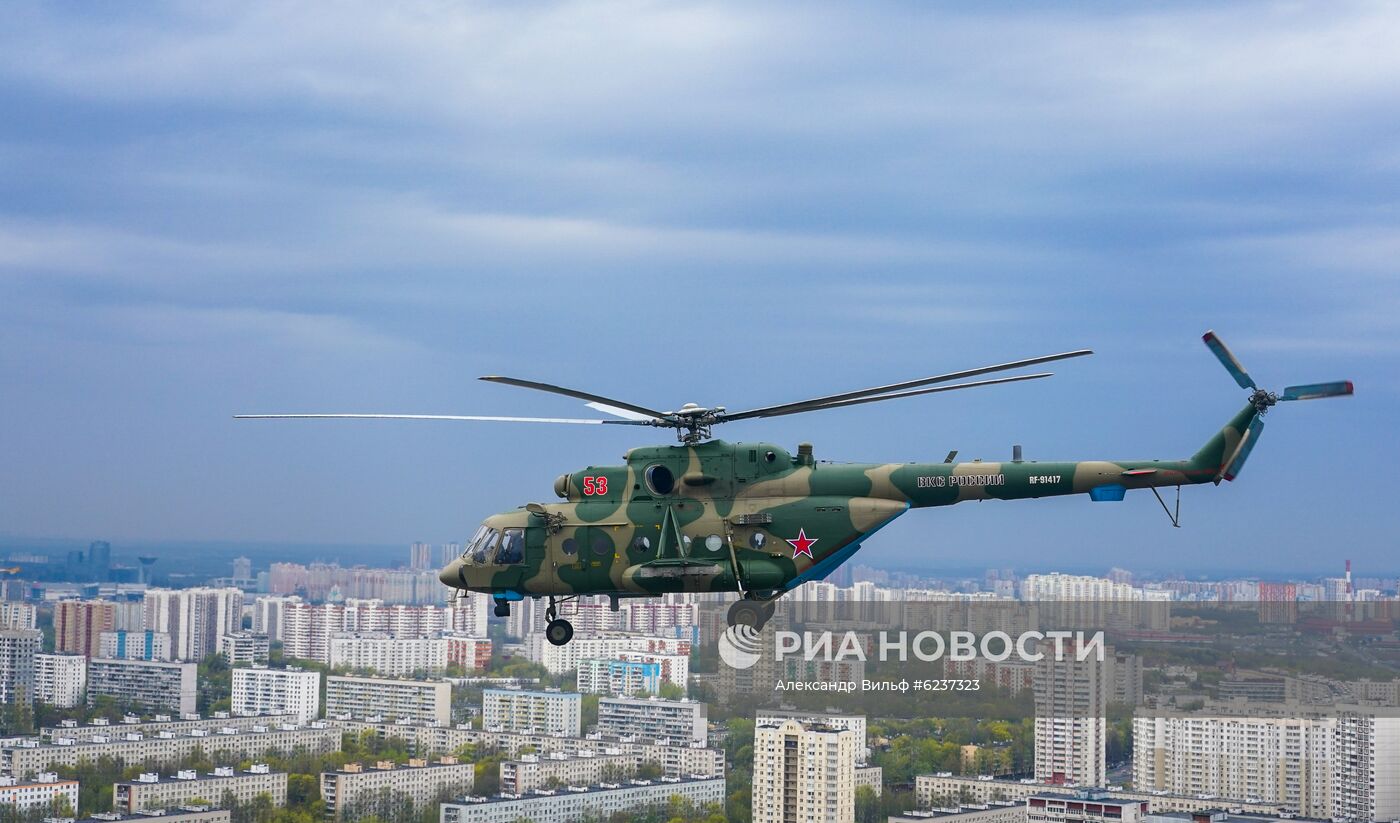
<box><xmin>786</xmin><ymin>528</ymin><xmax>818</xmax><ymax>559</ymax></box>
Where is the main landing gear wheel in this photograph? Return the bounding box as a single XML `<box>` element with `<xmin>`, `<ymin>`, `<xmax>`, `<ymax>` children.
<box><xmin>727</xmin><ymin>600</ymin><xmax>768</xmax><ymax>630</ymax></box>
<box><xmin>545</xmin><ymin>618</ymin><xmax>574</xmax><ymax>646</ymax></box>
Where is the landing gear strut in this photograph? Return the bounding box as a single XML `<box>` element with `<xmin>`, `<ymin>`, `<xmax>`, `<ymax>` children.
<box><xmin>545</xmin><ymin>596</ymin><xmax>575</xmax><ymax>647</ymax></box>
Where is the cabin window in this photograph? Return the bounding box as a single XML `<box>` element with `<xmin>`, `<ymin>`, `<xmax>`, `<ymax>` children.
<box><xmin>561</xmin><ymin>537</ymin><xmax>579</xmax><ymax>556</ymax></box>
<box><xmin>749</xmin><ymin>532</ymin><xmax>766</xmax><ymax>550</ymax></box>
<box><xmin>704</xmin><ymin>534</ymin><xmax>724</xmax><ymax>553</ymax></box>
<box><xmin>644</xmin><ymin>464</ymin><xmax>675</xmax><ymax>495</ymax></box>
<box><xmin>497</xmin><ymin>528</ymin><xmax>525</xmax><ymax>565</ymax></box>
<box><xmin>632</xmin><ymin>535</ymin><xmax>652</xmax><ymax>552</ymax></box>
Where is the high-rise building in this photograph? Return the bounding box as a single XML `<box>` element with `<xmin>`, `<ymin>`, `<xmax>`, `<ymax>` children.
<box><xmin>55</xmin><ymin>599</ymin><xmax>116</xmax><ymax>657</ymax></box>
<box><xmin>231</xmin><ymin>666</ymin><xmax>322</xmax><ymax>723</ymax></box>
<box><xmin>481</xmin><ymin>689</ymin><xmax>582</xmax><ymax>736</ymax></box>
<box><xmin>34</xmin><ymin>652</ymin><xmax>87</xmax><ymax>708</ymax></box>
<box><xmin>753</xmin><ymin>718</ymin><xmax>858</xmax><ymax>823</ymax></box>
<box><xmin>99</xmin><ymin>629</ymin><xmax>173</xmax><ymax>661</ymax></box>
<box><xmin>1333</xmin><ymin>708</ymin><xmax>1400</xmax><ymax>822</ymax></box>
<box><xmin>232</xmin><ymin>557</ymin><xmax>252</xmax><ymax>580</ymax></box>
<box><xmin>755</xmin><ymin>710</ymin><xmax>869</xmax><ymax>761</ymax></box>
<box><xmin>1133</xmin><ymin>707</ymin><xmax>1336</xmax><ymax>818</ymax></box>
<box><xmin>0</xmin><ymin>628</ymin><xmax>42</xmax><ymax>707</ymax></box>
<box><xmin>409</xmin><ymin>542</ymin><xmax>433</xmax><ymax>571</ymax></box>
<box><xmin>88</xmin><ymin>540</ymin><xmax>112</xmax><ymax>580</ymax></box>
<box><xmin>0</xmin><ymin>602</ymin><xmax>37</xmax><ymax>630</ymax></box>
<box><xmin>1034</xmin><ymin>641</ymin><xmax>1106</xmax><ymax>787</ymax></box>
<box><xmin>143</xmin><ymin>587</ymin><xmax>243</xmax><ymax>661</ymax></box>
<box><xmin>437</xmin><ymin>543</ymin><xmax>461</xmax><ymax>568</ymax></box>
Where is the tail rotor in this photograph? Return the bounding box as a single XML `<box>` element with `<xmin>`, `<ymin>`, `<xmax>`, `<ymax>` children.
<box><xmin>1201</xmin><ymin>330</ymin><xmax>1354</xmax><ymax>481</ymax></box>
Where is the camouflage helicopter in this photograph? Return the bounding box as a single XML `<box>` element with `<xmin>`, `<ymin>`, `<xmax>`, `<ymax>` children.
<box><xmin>237</xmin><ymin>331</ymin><xmax>1351</xmax><ymax>646</ymax></box>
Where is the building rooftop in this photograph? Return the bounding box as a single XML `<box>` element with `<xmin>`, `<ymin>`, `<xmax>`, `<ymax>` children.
<box><xmin>448</xmin><ymin>775</ymin><xmax>723</xmax><ymax>805</ymax></box>
<box><xmin>332</xmin><ymin>757</ymin><xmax>462</xmax><ymax>774</ymax></box>
<box><xmin>12</xmin><ymin>723</ymin><xmax>333</xmax><ymax>751</ymax></box>
<box><xmin>123</xmin><ymin>765</ymin><xmax>276</xmax><ymax>784</ymax></box>
<box><xmin>48</xmin><ymin>805</ymin><xmax>225</xmax><ymax>823</ymax></box>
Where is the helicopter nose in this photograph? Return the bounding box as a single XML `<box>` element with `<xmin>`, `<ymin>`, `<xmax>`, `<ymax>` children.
<box><xmin>439</xmin><ymin>559</ymin><xmax>464</xmax><ymax>589</ymax></box>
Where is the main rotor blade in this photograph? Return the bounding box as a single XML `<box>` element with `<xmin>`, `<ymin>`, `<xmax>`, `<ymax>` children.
<box><xmin>1280</xmin><ymin>381</ymin><xmax>1354</xmax><ymax>401</ymax></box>
<box><xmin>722</xmin><ymin>350</ymin><xmax>1090</xmax><ymax>422</ymax></box>
<box><xmin>727</xmin><ymin>372</ymin><xmax>1054</xmax><ymax>420</ymax></box>
<box><xmin>479</xmin><ymin>376</ymin><xmax>668</xmax><ymax>421</ymax></box>
<box><xmin>1202</xmin><ymin>330</ymin><xmax>1256</xmax><ymax>390</ymax></box>
<box><xmin>233</xmin><ymin>413</ymin><xmax>645</xmax><ymax>425</ymax></box>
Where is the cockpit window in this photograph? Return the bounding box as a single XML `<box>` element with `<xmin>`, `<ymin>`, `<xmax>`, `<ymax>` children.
<box><xmin>468</xmin><ymin>528</ymin><xmax>500</xmax><ymax>565</ymax></box>
<box><xmin>497</xmin><ymin>528</ymin><xmax>525</xmax><ymax>565</ymax></box>
<box><xmin>463</xmin><ymin>526</ymin><xmax>489</xmax><ymax>560</ymax></box>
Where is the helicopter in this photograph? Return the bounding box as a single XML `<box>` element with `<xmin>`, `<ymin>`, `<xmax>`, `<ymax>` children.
<box><xmin>237</xmin><ymin>331</ymin><xmax>1351</xmax><ymax>646</ymax></box>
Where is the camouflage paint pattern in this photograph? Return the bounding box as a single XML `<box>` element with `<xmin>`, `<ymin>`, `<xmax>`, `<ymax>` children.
<box><xmin>439</xmin><ymin>404</ymin><xmax>1259</xmax><ymax>600</ymax></box>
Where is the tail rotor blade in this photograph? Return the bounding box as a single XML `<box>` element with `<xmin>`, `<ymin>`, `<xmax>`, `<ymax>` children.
<box><xmin>1202</xmin><ymin>330</ymin><xmax>1256</xmax><ymax>390</ymax></box>
<box><xmin>1281</xmin><ymin>381</ymin><xmax>1354</xmax><ymax>401</ymax></box>
<box><xmin>1220</xmin><ymin>416</ymin><xmax>1264</xmax><ymax>482</ymax></box>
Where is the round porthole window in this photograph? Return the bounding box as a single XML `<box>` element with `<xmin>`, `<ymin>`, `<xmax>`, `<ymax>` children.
<box><xmin>562</xmin><ymin>538</ymin><xmax>578</xmax><ymax>556</ymax></box>
<box><xmin>645</xmin><ymin>464</ymin><xmax>675</xmax><ymax>495</ymax></box>
<box><xmin>592</xmin><ymin>533</ymin><xmax>612</xmax><ymax>556</ymax></box>
<box><xmin>749</xmin><ymin>532</ymin><xmax>766</xmax><ymax>550</ymax></box>
<box><xmin>632</xmin><ymin>535</ymin><xmax>651</xmax><ymax>551</ymax></box>
<box><xmin>681</xmin><ymin>535</ymin><xmax>692</xmax><ymax>553</ymax></box>
<box><xmin>764</xmin><ymin>451</ymin><xmax>777</xmax><ymax>463</ymax></box>
<box><xmin>704</xmin><ymin>534</ymin><xmax>724</xmax><ymax>553</ymax></box>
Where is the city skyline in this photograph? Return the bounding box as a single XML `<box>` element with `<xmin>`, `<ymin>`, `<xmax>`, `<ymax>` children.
<box><xmin>1</xmin><ymin>3</ymin><xmax>1396</xmax><ymax>574</ymax></box>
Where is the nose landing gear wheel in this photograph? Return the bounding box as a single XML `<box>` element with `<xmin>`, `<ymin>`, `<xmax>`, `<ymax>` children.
<box><xmin>727</xmin><ymin>600</ymin><xmax>767</xmax><ymax>630</ymax></box>
<box><xmin>545</xmin><ymin>618</ymin><xmax>574</xmax><ymax>646</ymax></box>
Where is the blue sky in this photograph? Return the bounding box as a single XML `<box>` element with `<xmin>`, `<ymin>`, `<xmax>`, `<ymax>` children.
<box><xmin>1</xmin><ymin>2</ymin><xmax>1397</xmax><ymax>576</ymax></box>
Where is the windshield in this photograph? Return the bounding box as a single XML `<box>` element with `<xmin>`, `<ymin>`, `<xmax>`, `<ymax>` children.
<box><xmin>467</xmin><ymin>527</ymin><xmax>500</xmax><ymax>565</ymax></box>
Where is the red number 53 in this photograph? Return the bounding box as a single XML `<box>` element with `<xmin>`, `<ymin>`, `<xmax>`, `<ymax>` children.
<box><xmin>582</xmin><ymin>475</ymin><xmax>608</xmax><ymax>495</ymax></box>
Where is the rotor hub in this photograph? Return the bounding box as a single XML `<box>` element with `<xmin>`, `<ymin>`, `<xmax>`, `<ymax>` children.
<box><xmin>1249</xmin><ymin>388</ymin><xmax>1279</xmax><ymax>414</ymax></box>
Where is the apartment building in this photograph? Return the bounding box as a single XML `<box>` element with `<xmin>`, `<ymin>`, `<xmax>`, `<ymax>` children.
<box><xmin>523</xmin><ymin>633</ymin><xmax>691</xmax><ymax>675</ymax></box>
<box><xmin>914</xmin><ymin>775</ymin><xmax>1291</xmax><ymax>816</ymax></box>
<box><xmin>0</xmin><ymin>602</ymin><xmax>37</xmax><ymax>630</ymax></box>
<box><xmin>1333</xmin><ymin>708</ymin><xmax>1400</xmax><ymax>822</ymax></box>
<box><xmin>439</xmin><ymin>776</ymin><xmax>725</xmax><ymax>823</ymax></box>
<box><xmin>325</xmin><ymin>675</ymin><xmax>451</xmax><ymax>725</ymax></box>
<box><xmin>218</xmin><ymin>633</ymin><xmax>270</xmax><ymax>665</ymax></box>
<box><xmin>481</xmin><ymin>689</ymin><xmax>581</xmax><ymax>736</ymax></box>
<box><xmin>499</xmin><ymin>750</ymin><xmax>640</xmax><ymax>794</ymax></box>
<box><xmin>68</xmin><ymin>809</ymin><xmax>231</xmax><ymax>823</ymax></box>
<box><xmin>0</xmin><ymin>628</ymin><xmax>41</xmax><ymax>706</ymax></box>
<box><xmin>752</xmin><ymin>719</ymin><xmax>858</xmax><ymax>823</ymax></box>
<box><xmin>444</xmin><ymin>634</ymin><xmax>492</xmax><ymax>672</ymax></box>
<box><xmin>54</xmin><ymin>600</ymin><xmax>115</xmax><ymax>657</ymax></box>
<box><xmin>34</xmin><ymin>652</ymin><xmax>86</xmax><ymax>708</ymax></box>
<box><xmin>320</xmin><ymin>757</ymin><xmax>473</xmax><ymax>821</ymax></box>
<box><xmin>40</xmin><ymin>712</ymin><xmax>300</xmax><ymax>743</ymax></box>
<box><xmin>113</xmin><ymin>765</ymin><xmax>286</xmax><ymax>813</ymax></box>
<box><xmin>143</xmin><ymin>588</ymin><xmax>243</xmax><ymax>661</ymax></box>
<box><xmin>3</xmin><ymin>722</ymin><xmax>340</xmax><ymax>776</ymax></box>
<box><xmin>0</xmin><ymin>773</ymin><xmax>79</xmax><ymax>813</ymax></box>
<box><xmin>338</xmin><ymin>717</ymin><xmax>724</xmax><ymax>777</ymax></box>
<box><xmin>328</xmin><ymin>632</ymin><xmax>446</xmax><ymax>676</ymax></box>
<box><xmin>1034</xmin><ymin>645</ymin><xmax>1105</xmax><ymax>788</ymax></box>
<box><xmin>231</xmin><ymin>667</ymin><xmax>321</xmax><ymax>723</ymax></box>
<box><xmin>98</xmin><ymin>630</ymin><xmax>174</xmax><ymax>661</ymax></box>
<box><xmin>87</xmin><ymin>658</ymin><xmax>199</xmax><ymax>715</ymax></box>
<box><xmin>576</xmin><ymin>658</ymin><xmax>661</xmax><ymax>696</ymax></box>
<box><xmin>1026</xmin><ymin>790</ymin><xmax>1148</xmax><ymax>823</ymax></box>
<box><xmin>755</xmin><ymin>710</ymin><xmax>869</xmax><ymax>761</ymax></box>
<box><xmin>597</xmin><ymin>696</ymin><xmax>706</xmax><ymax>745</ymax></box>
